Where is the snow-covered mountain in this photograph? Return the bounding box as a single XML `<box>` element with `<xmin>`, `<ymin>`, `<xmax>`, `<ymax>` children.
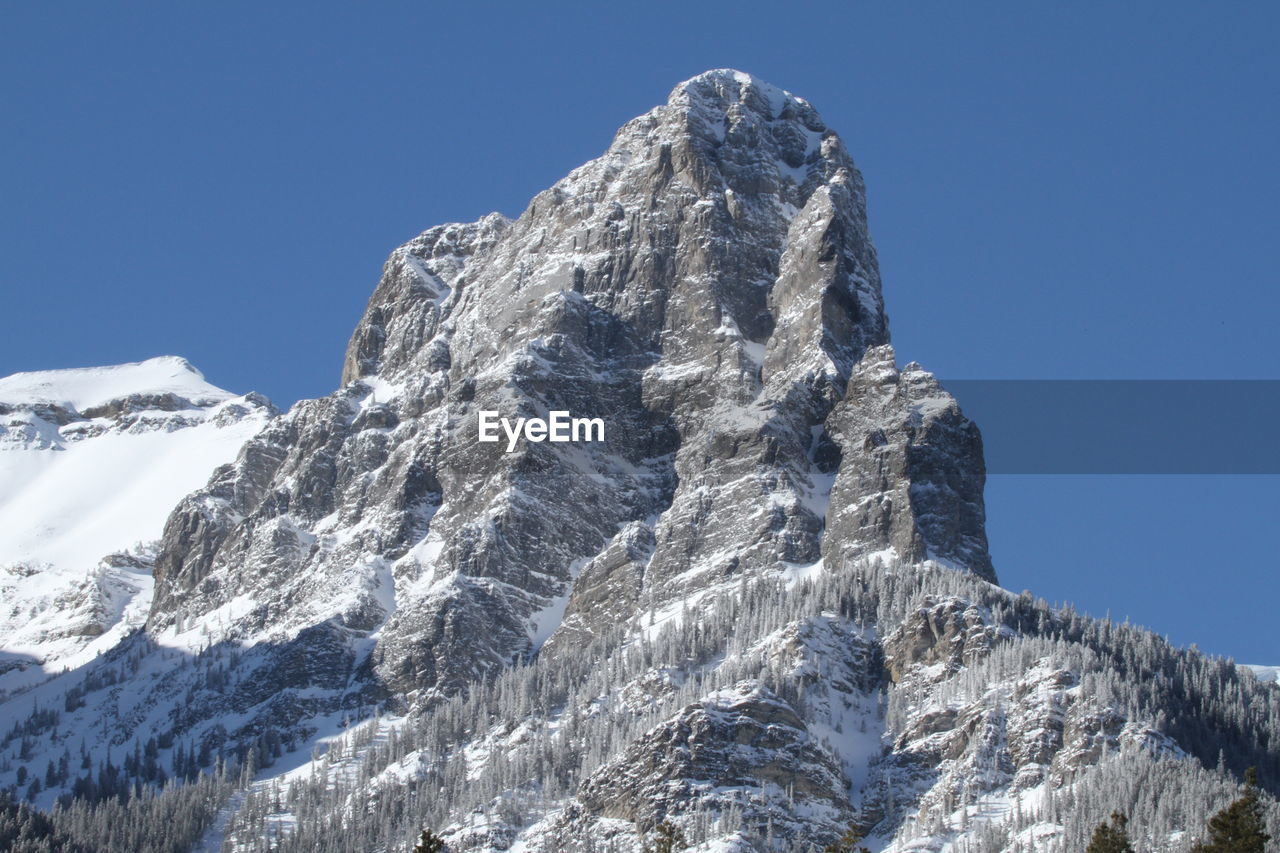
<box><xmin>0</xmin><ymin>72</ymin><xmax>1276</xmax><ymax>853</ymax></box>
<box><xmin>0</xmin><ymin>357</ymin><xmax>272</xmax><ymax>691</ymax></box>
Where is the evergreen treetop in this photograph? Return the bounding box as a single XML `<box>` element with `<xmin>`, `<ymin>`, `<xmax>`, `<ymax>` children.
<box><xmin>1085</xmin><ymin>811</ymin><xmax>1135</xmax><ymax>853</ymax></box>
<box><xmin>1190</xmin><ymin>767</ymin><xmax>1271</xmax><ymax>853</ymax></box>
<box><xmin>642</xmin><ymin>820</ymin><xmax>687</xmax><ymax>853</ymax></box>
<box><xmin>412</xmin><ymin>828</ymin><xmax>447</xmax><ymax>853</ymax></box>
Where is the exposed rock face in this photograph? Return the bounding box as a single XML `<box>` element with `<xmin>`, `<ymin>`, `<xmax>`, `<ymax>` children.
<box><xmin>571</xmin><ymin>683</ymin><xmax>853</xmax><ymax>834</ymax></box>
<box><xmin>146</xmin><ymin>69</ymin><xmax>990</xmax><ymax>706</ymax></box>
<box><xmin>882</xmin><ymin>596</ymin><xmax>1004</xmax><ymax>682</ymax></box>
<box><xmin>825</xmin><ymin>347</ymin><xmax>994</xmax><ymax>580</ymax></box>
<box><xmin>863</xmin><ymin>598</ymin><xmax>1193</xmax><ymax>846</ymax></box>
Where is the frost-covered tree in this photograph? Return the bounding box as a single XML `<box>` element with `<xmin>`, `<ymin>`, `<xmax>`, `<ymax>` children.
<box><xmin>412</xmin><ymin>828</ymin><xmax>447</xmax><ymax>852</ymax></box>
<box><xmin>644</xmin><ymin>820</ymin><xmax>687</xmax><ymax>853</ymax></box>
<box><xmin>151</xmin><ymin>562</ymin><xmax>1280</xmax><ymax>852</ymax></box>
<box><xmin>1085</xmin><ymin>811</ymin><xmax>1135</xmax><ymax>853</ymax></box>
<box><xmin>0</xmin><ymin>791</ymin><xmax>89</xmax><ymax>852</ymax></box>
<box><xmin>1191</xmin><ymin>767</ymin><xmax>1271</xmax><ymax>853</ymax></box>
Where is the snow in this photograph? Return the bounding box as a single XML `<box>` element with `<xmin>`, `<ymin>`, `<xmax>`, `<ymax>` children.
<box><xmin>1243</xmin><ymin>664</ymin><xmax>1280</xmax><ymax>684</ymax></box>
<box><xmin>726</xmin><ymin>69</ymin><xmax>789</xmax><ymax>118</ymax></box>
<box><xmin>0</xmin><ymin>416</ymin><xmax>261</xmax><ymax>574</ymax></box>
<box><xmin>352</xmin><ymin>374</ymin><xmax>403</xmax><ymax>411</ymax></box>
<box><xmin>0</xmin><ymin>355</ymin><xmax>234</xmax><ymax>411</ymax></box>
<box><xmin>646</xmin><ymin>358</ymin><xmax>712</xmax><ymax>381</ymax></box>
<box><xmin>528</xmin><ymin>558</ymin><xmax>584</xmax><ymax>652</ymax></box>
<box><xmin>780</xmin><ymin>558</ymin><xmax>824</xmax><ymax>589</ymax></box>
<box><xmin>908</xmin><ymin>394</ymin><xmax>955</xmax><ymax>422</ymax></box>
<box><xmin>0</xmin><ymin>359</ymin><xmax>270</xmax><ymax>681</ymax></box>
<box><xmin>402</xmin><ymin>252</ymin><xmax>452</xmax><ymax>306</ymax></box>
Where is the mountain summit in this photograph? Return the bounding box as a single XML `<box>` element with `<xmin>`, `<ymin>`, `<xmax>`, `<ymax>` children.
<box><xmin>0</xmin><ymin>72</ymin><xmax>1275</xmax><ymax>853</ymax></box>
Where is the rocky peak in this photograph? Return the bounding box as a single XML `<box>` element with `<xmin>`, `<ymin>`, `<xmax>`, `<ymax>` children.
<box><xmin>662</xmin><ymin>69</ymin><xmax>846</xmax><ymax>204</ymax></box>
<box><xmin>146</xmin><ymin>71</ymin><xmax>988</xmax><ymax>713</ymax></box>
<box><xmin>824</xmin><ymin>345</ymin><xmax>995</xmax><ymax>580</ymax></box>
<box><xmin>341</xmin><ymin>68</ymin><xmax>885</xmax><ymax>395</ymax></box>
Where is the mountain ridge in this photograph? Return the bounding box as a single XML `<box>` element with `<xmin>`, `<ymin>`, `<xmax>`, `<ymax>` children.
<box><xmin>0</xmin><ymin>356</ymin><xmax>237</xmax><ymax>413</ymax></box>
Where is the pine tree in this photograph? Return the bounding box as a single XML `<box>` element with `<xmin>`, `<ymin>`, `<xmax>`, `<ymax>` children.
<box><xmin>643</xmin><ymin>820</ymin><xmax>687</xmax><ymax>853</ymax></box>
<box><xmin>824</xmin><ymin>823</ymin><xmax>872</xmax><ymax>852</ymax></box>
<box><xmin>412</xmin><ymin>828</ymin><xmax>447</xmax><ymax>852</ymax></box>
<box><xmin>1191</xmin><ymin>767</ymin><xmax>1271</xmax><ymax>853</ymax></box>
<box><xmin>0</xmin><ymin>790</ymin><xmax>91</xmax><ymax>852</ymax></box>
<box><xmin>1085</xmin><ymin>811</ymin><xmax>1135</xmax><ymax>853</ymax></box>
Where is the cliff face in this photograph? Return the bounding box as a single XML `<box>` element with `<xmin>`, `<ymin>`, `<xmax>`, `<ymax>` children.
<box><xmin>146</xmin><ymin>69</ymin><xmax>991</xmax><ymax>705</ymax></box>
<box><xmin>2</xmin><ymin>72</ymin><xmax>1275</xmax><ymax>853</ymax></box>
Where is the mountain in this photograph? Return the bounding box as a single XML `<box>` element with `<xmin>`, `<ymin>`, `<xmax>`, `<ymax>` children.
<box><xmin>1</xmin><ymin>71</ymin><xmax>1276</xmax><ymax>853</ymax></box>
<box><xmin>0</xmin><ymin>357</ymin><xmax>272</xmax><ymax>691</ymax></box>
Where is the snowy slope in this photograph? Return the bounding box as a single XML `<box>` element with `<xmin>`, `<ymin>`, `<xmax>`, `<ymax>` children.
<box><xmin>1244</xmin><ymin>664</ymin><xmax>1280</xmax><ymax>685</ymax></box>
<box><xmin>0</xmin><ymin>358</ymin><xmax>272</xmax><ymax>692</ymax></box>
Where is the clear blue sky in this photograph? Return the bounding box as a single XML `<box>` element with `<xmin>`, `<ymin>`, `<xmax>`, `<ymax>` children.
<box><xmin>2</xmin><ymin>3</ymin><xmax>1276</xmax><ymax>662</ymax></box>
